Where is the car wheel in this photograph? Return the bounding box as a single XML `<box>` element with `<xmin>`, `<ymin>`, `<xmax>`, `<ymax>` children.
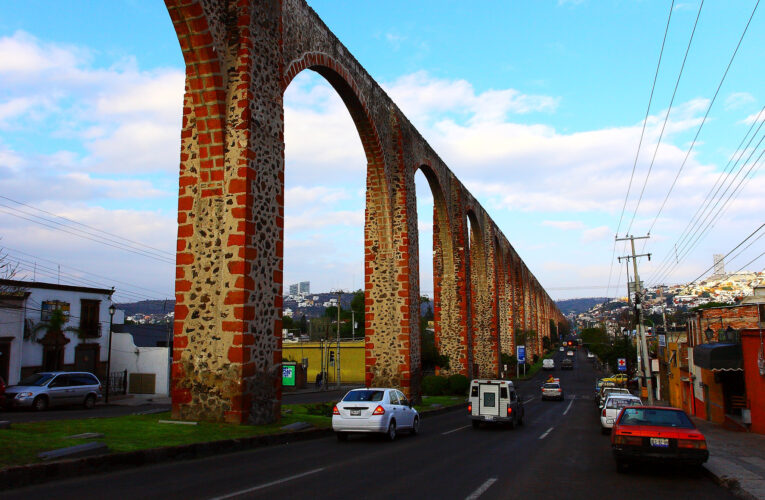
<box><xmin>336</xmin><ymin>432</ymin><xmax>348</xmax><ymax>442</ymax></box>
<box><xmin>32</xmin><ymin>396</ymin><xmax>48</xmax><ymax>411</ymax></box>
<box><xmin>471</xmin><ymin>420</ymin><xmax>480</xmax><ymax>429</ymax></box>
<box><xmin>83</xmin><ymin>394</ymin><xmax>96</xmax><ymax>409</ymax></box>
<box><xmin>386</xmin><ymin>420</ymin><xmax>397</xmax><ymax>441</ymax></box>
<box><xmin>410</xmin><ymin>417</ymin><xmax>420</xmax><ymax>436</ymax></box>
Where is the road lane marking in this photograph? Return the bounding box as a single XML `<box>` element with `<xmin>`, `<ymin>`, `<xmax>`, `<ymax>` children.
<box><xmin>563</xmin><ymin>399</ymin><xmax>575</xmax><ymax>416</ymax></box>
<box><xmin>538</xmin><ymin>427</ymin><xmax>554</xmax><ymax>440</ymax></box>
<box><xmin>465</xmin><ymin>478</ymin><xmax>497</xmax><ymax>500</ymax></box>
<box><xmin>208</xmin><ymin>467</ymin><xmax>326</xmax><ymax>500</ymax></box>
<box><xmin>443</xmin><ymin>425</ymin><xmax>471</xmax><ymax>435</ymax></box>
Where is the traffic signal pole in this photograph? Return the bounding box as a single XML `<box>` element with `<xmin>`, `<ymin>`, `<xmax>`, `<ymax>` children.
<box><xmin>617</xmin><ymin>234</ymin><xmax>654</xmax><ymax>406</ymax></box>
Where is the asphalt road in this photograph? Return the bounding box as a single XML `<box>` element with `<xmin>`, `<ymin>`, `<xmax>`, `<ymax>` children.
<box><xmin>4</xmin><ymin>349</ymin><xmax>735</xmax><ymax>499</ymax></box>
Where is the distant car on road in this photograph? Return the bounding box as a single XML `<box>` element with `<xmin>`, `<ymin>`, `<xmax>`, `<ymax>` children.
<box><xmin>612</xmin><ymin>406</ymin><xmax>708</xmax><ymax>472</ymax></box>
<box><xmin>561</xmin><ymin>358</ymin><xmax>574</xmax><ymax>370</ymax></box>
<box><xmin>3</xmin><ymin>372</ymin><xmax>102</xmax><ymax>411</ymax></box>
<box><xmin>332</xmin><ymin>388</ymin><xmax>419</xmax><ymax>441</ymax></box>
<box><xmin>600</xmin><ymin>395</ymin><xmax>642</xmax><ymax>434</ymax></box>
<box><xmin>566</xmin><ymin>350</ymin><xmax>575</xmax><ymax>357</ymax></box>
<box><xmin>559</xmin><ymin>346</ymin><xmax>565</xmax><ymax>352</ymax></box>
<box><xmin>468</xmin><ymin>379</ymin><xmax>524</xmax><ymax>429</ymax></box>
<box><xmin>543</xmin><ymin>359</ymin><xmax>555</xmax><ymax>371</ymax></box>
<box><xmin>541</xmin><ymin>381</ymin><xmax>564</xmax><ymax>401</ymax></box>
<box><xmin>598</xmin><ymin>387</ymin><xmax>632</xmax><ymax>409</ymax></box>
<box><xmin>587</xmin><ymin>352</ymin><xmax>595</xmax><ymax>360</ymax></box>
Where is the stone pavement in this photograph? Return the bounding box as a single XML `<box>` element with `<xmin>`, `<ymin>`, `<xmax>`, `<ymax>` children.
<box><xmin>693</xmin><ymin>417</ymin><xmax>765</xmax><ymax>500</ymax></box>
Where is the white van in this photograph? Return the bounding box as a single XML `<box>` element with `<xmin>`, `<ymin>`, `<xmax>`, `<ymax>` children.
<box><xmin>542</xmin><ymin>359</ymin><xmax>555</xmax><ymax>370</ymax></box>
<box><xmin>468</xmin><ymin>379</ymin><xmax>524</xmax><ymax>429</ymax></box>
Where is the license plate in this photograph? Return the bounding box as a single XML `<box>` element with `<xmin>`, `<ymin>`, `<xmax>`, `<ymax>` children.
<box><xmin>650</xmin><ymin>438</ymin><xmax>669</xmax><ymax>448</ymax></box>
<box><xmin>606</xmin><ymin>418</ymin><xmax>614</xmax><ymax>424</ymax></box>
<box><xmin>350</xmin><ymin>410</ymin><xmax>361</xmax><ymax>416</ymax></box>
<box><xmin>485</xmin><ymin>415</ymin><xmax>494</xmax><ymax>421</ymax></box>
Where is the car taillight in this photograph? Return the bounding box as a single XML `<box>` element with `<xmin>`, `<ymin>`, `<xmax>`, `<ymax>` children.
<box><xmin>613</xmin><ymin>435</ymin><xmax>643</xmax><ymax>446</ymax></box>
<box><xmin>468</xmin><ymin>403</ymin><xmax>472</xmax><ymax>413</ymax></box>
<box><xmin>372</xmin><ymin>405</ymin><xmax>385</xmax><ymax>415</ymax></box>
<box><xmin>507</xmin><ymin>407</ymin><xmax>513</xmax><ymax>416</ymax></box>
<box><xmin>677</xmin><ymin>439</ymin><xmax>707</xmax><ymax>449</ymax></box>
<box><xmin>602</xmin><ymin>409</ymin><xmax>607</xmax><ymax>417</ymax></box>
<box><xmin>332</xmin><ymin>405</ymin><xmax>340</xmax><ymax>415</ymax></box>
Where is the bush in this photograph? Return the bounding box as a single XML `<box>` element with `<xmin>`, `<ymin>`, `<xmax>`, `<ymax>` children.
<box><xmin>447</xmin><ymin>374</ymin><xmax>469</xmax><ymax>395</ymax></box>
<box><xmin>422</xmin><ymin>375</ymin><xmax>449</xmax><ymax>395</ymax></box>
<box><xmin>532</xmin><ymin>354</ymin><xmax>540</xmax><ymax>364</ymax></box>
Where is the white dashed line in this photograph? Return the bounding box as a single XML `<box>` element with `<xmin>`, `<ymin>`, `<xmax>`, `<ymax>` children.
<box><xmin>465</xmin><ymin>478</ymin><xmax>498</xmax><ymax>500</ymax></box>
<box><xmin>443</xmin><ymin>425</ymin><xmax>471</xmax><ymax>435</ymax></box>
<box><xmin>208</xmin><ymin>468</ymin><xmax>326</xmax><ymax>500</ymax></box>
<box><xmin>538</xmin><ymin>426</ymin><xmax>554</xmax><ymax>440</ymax></box>
<box><xmin>563</xmin><ymin>398</ymin><xmax>575</xmax><ymax>416</ymax></box>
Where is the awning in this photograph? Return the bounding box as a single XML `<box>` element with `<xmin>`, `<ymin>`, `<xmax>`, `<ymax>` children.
<box><xmin>693</xmin><ymin>343</ymin><xmax>742</xmax><ymax>371</ymax></box>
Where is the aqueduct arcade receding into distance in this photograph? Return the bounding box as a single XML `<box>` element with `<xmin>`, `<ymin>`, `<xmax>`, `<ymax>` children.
<box><xmin>166</xmin><ymin>0</ymin><xmax>567</xmax><ymax>424</ymax></box>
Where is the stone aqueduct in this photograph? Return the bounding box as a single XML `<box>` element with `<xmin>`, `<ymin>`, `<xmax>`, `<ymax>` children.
<box><xmin>166</xmin><ymin>0</ymin><xmax>567</xmax><ymax>424</ymax></box>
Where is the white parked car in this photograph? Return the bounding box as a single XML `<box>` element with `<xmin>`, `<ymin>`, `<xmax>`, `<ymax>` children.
<box><xmin>600</xmin><ymin>395</ymin><xmax>642</xmax><ymax>433</ymax></box>
<box><xmin>559</xmin><ymin>346</ymin><xmax>565</xmax><ymax>352</ymax></box>
<box><xmin>587</xmin><ymin>352</ymin><xmax>595</xmax><ymax>359</ymax></box>
<box><xmin>566</xmin><ymin>350</ymin><xmax>575</xmax><ymax>357</ymax></box>
<box><xmin>332</xmin><ymin>388</ymin><xmax>419</xmax><ymax>441</ymax></box>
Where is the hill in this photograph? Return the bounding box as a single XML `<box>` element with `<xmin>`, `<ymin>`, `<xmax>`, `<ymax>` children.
<box><xmin>116</xmin><ymin>299</ymin><xmax>175</xmax><ymax>316</ymax></box>
<box><xmin>555</xmin><ymin>297</ymin><xmax>608</xmax><ymax>316</ymax></box>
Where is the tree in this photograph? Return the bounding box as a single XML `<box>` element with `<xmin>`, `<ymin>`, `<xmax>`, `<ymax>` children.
<box><xmin>282</xmin><ymin>315</ymin><xmax>294</xmax><ymax>331</ymax></box>
<box><xmin>298</xmin><ymin>315</ymin><xmax>307</xmax><ymax>334</ymax></box>
<box><xmin>28</xmin><ymin>308</ymin><xmax>79</xmax><ymax>342</ymax></box>
<box><xmin>0</xmin><ymin>243</ymin><xmax>22</xmax><ymax>294</ymax></box>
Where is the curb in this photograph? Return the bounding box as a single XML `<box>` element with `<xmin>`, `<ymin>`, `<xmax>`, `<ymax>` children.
<box><xmin>701</xmin><ymin>462</ymin><xmax>759</xmax><ymax>500</ymax></box>
<box><xmin>0</xmin><ymin>403</ymin><xmax>465</xmax><ymax>491</ymax></box>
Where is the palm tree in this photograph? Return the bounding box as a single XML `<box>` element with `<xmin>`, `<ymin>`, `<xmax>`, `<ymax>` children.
<box><xmin>27</xmin><ymin>308</ymin><xmax>80</xmax><ymax>342</ymax></box>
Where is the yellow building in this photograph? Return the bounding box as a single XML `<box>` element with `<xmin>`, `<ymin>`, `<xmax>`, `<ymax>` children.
<box><xmin>282</xmin><ymin>340</ymin><xmax>365</xmax><ymax>385</ymax></box>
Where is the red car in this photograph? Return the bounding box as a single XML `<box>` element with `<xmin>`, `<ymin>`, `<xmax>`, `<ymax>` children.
<box><xmin>0</xmin><ymin>376</ymin><xmax>6</xmax><ymax>406</ymax></box>
<box><xmin>611</xmin><ymin>406</ymin><xmax>708</xmax><ymax>472</ymax></box>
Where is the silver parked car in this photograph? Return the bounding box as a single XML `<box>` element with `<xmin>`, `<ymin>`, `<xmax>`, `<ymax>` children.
<box><xmin>3</xmin><ymin>372</ymin><xmax>103</xmax><ymax>411</ymax></box>
<box><xmin>332</xmin><ymin>388</ymin><xmax>419</xmax><ymax>441</ymax></box>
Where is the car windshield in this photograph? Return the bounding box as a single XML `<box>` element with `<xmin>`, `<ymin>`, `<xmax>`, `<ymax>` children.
<box><xmin>618</xmin><ymin>408</ymin><xmax>695</xmax><ymax>428</ymax></box>
<box><xmin>607</xmin><ymin>398</ymin><xmax>641</xmax><ymax>409</ymax></box>
<box><xmin>18</xmin><ymin>373</ymin><xmax>55</xmax><ymax>386</ymax></box>
<box><xmin>543</xmin><ymin>383</ymin><xmax>560</xmax><ymax>389</ymax></box>
<box><xmin>343</xmin><ymin>390</ymin><xmax>385</xmax><ymax>402</ymax></box>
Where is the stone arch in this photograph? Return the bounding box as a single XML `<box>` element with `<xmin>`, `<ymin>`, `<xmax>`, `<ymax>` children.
<box><xmin>414</xmin><ymin>163</ymin><xmax>461</xmax><ymax>375</ymax></box>
<box><xmin>465</xmin><ymin>209</ymin><xmax>493</xmax><ymax>377</ymax></box>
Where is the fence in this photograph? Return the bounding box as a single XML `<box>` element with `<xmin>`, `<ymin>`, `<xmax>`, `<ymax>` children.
<box><xmin>109</xmin><ymin>370</ymin><xmax>127</xmax><ymax>395</ymax></box>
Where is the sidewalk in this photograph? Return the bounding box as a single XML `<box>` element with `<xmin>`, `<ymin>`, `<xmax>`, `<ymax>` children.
<box><xmin>106</xmin><ymin>394</ymin><xmax>171</xmax><ymax>407</ymax></box>
<box><xmin>693</xmin><ymin>417</ymin><xmax>765</xmax><ymax>500</ymax></box>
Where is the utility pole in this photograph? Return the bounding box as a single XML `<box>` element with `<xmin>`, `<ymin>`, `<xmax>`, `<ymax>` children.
<box><xmin>617</xmin><ymin>234</ymin><xmax>654</xmax><ymax>405</ymax></box>
<box><xmin>331</xmin><ymin>289</ymin><xmax>344</xmax><ymax>389</ymax></box>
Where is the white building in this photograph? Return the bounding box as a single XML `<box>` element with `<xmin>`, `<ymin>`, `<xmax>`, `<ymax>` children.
<box><xmin>0</xmin><ymin>279</ymin><xmax>122</xmax><ymax>385</ymax></box>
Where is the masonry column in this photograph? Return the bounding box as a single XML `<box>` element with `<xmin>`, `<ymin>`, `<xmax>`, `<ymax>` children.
<box><xmin>168</xmin><ymin>0</ymin><xmax>284</xmax><ymax>424</ymax></box>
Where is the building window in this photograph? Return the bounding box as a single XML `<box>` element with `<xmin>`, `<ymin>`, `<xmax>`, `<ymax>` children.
<box><xmin>759</xmin><ymin>304</ymin><xmax>765</xmax><ymax>324</ymax></box>
<box><xmin>79</xmin><ymin>300</ymin><xmax>101</xmax><ymax>338</ymax></box>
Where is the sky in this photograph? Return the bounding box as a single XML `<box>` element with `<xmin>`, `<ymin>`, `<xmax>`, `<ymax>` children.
<box><xmin>0</xmin><ymin>1</ymin><xmax>763</xmax><ymax>304</ymax></box>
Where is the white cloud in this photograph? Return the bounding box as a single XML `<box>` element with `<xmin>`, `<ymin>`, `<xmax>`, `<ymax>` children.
<box><xmin>725</xmin><ymin>92</ymin><xmax>756</xmax><ymax>111</ymax></box>
<box><xmin>542</xmin><ymin>220</ymin><xmax>586</xmax><ymax>230</ymax></box>
<box><xmin>581</xmin><ymin>226</ymin><xmax>611</xmax><ymax>243</ymax></box>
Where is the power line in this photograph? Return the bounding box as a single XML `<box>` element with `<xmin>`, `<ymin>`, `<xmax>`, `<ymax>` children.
<box><xmin>625</xmin><ymin>0</ymin><xmax>700</xmax><ymax>235</ymax></box>
<box><xmin>606</xmin><ymin>0</ymin><xmax>676</xmax><ymax>302</ymax></box>
<box><xmin>685</xmin><ymin>223</ymin><xmax>764</xmax><ymax>285</ymax></box>
<box><xmin>730</xmin><ymin>252</ymin><xmax>765</xmax><ymax>275</ymax></box>
<box><xmin>647</xmin><ymin>108</ymin><xmax>764</xmax><ymax>281</ymax></box>
<box><xmin>645</xmin><ymin>0</ymin><xmax>761</xmax><ymax>237</ymax></box>
<box><xmin>649</xmin><ymin>147</ymin><xmax>763</xmax><ymax>286</ymax></box>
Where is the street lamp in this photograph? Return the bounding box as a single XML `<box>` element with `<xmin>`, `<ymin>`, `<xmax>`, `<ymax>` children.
<box><xmin>105</xmin><ymin>304</ymin><xmax>116</xmax><ymax>403</ymax></box>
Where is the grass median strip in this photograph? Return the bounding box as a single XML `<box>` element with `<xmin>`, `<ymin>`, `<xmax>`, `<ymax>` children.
<box><xmin>0</xmin><ymin>396</ymin><xmax>462</xmax><ymax>469</ymax></box>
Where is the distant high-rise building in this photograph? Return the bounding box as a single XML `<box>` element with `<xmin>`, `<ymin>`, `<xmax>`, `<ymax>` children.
<box><xmin>289</xmin><ymin>283</ymin><xmax>299</xmax><ymax>295</ymax></box>
<box><xmin>299</xmin><ymin>281</ymin><xmax>310</xmax><ymax>294</ymax></box>
<box><xmin>713</xmin><ymin>254</ymin><xmax>725</xmax><ymax>276</ymax></box>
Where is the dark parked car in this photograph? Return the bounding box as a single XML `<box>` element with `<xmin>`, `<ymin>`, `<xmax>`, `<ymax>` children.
<box><xmin>611</xmin><ymin>406</ymin><xmax>708</xmax><ymax>472</ymax></box>
<box><xmin>0</xmin><ymin>375</ymin><xmax>6</xmax><ymax>406</ymax></box>
<box><xmin>561</xmin><ymin>358</ymin><xmax>574</xmax><ymax>370</ymax></box>
<box><xmin>3</xmin><ymin>372</ymin><xmax>102</xmax><ymax>411</ymax></box>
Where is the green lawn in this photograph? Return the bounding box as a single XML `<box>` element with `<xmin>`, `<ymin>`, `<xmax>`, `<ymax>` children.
<box><xmin>0</xmin><ymin>397</ymin><xmax>465</xmax><ymax>469</ymax></box>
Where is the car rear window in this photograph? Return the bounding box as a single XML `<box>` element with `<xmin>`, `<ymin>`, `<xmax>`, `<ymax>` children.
<box><xmin>618</xmin><ymin>408</ymin><xmax>695</xmax><ymax>428</ymax></box>
<box><xmin>342</xmin><ymin>390</ymin><xmax>385</xmax><ymax>402</ymax></box>
<box><xmin>606</xmin><ymin>398</ymin><xmax>642</xmax><ymax>409</ymax></box>
<box><xmin>543</xmin><ymin>383</ymin><xmax>560</xmax><ymax>389</ymax></box>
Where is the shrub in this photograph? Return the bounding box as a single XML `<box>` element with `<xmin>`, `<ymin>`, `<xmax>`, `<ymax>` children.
<box><xmin>422</xmin><ymin>375</ymin><xmax>449</xmax><ymax>395</ymax></box>
<box><xmin>447</xmin><ymin>374</ymin><xmax>469</xmax><ymax>395</ymax></box>
<box><xmin>532</xmin><ymin>354</ymin><xmax>540</xmax><ymax>364</ymax></box>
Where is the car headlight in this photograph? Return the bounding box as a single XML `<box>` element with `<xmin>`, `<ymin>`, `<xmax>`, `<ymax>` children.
<box><xmin>16</xmin><ymin>392</ymin><xmax>33</xmax><ymax>398</ymax></box>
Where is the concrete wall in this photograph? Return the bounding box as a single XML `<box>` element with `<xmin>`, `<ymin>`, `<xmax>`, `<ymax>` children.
<box><xmin>282</xmin><ymin>340</ymin><xmax>364</xmax><ymax>385</ymax></box>
<box><xmin>0</xmin><ymin>297</ymin><xmax>25</xmax><ymax>385</ymax></box>
<box><xmin>742</xmin><ymin>330</ymin><xmax>765</xmax><ymax>434</ymax></box>
<box><xmin>110</xmin><ymin>332</ymin><xmax>170</xmax><ymax>396</ymax></box>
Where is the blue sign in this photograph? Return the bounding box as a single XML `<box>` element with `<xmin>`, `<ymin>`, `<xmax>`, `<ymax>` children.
<box><xmin>617</xmin><ymin>358</ymin><xmax>627</xmax><ymax>372</ymax></box>
<box><xmin>517</xmin><ymin>345</ymin><xmax>526</xmax><ymax>364</ymax></box>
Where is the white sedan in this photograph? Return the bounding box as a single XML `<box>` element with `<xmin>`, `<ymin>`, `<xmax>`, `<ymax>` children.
<box><xmin>332</xmin><ymin>388</ymin><xmax>419</xmax><ymax>441</ymax></box>
<box><xmin>600</xmin><ymin>395</ymin><xmax>642</xmax><ymax>434</ymax></box>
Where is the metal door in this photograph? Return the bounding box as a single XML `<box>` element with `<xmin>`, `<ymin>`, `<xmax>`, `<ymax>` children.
<box><xmin>479</xmin><ymin>384</ymin><xmax>500</xmax><ymax>416</ymax></box>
